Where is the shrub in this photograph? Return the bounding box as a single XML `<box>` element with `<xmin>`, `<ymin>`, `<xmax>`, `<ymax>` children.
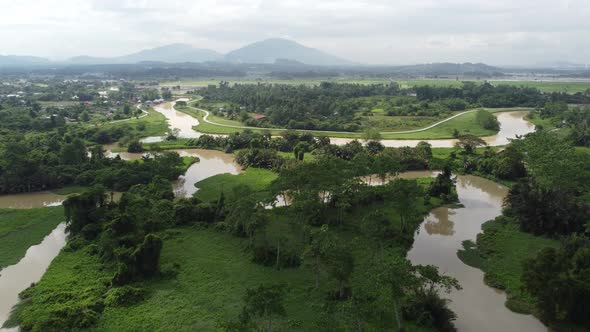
<box><xmin>104</xmin><ymin>286</ymin><xmax>146</xmax><ymax>307</ymax></box>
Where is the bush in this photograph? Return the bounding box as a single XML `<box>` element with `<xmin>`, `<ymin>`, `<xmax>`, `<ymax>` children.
<box><xmin>104</xmin><ymin>286</ymin><xmax>146</xmax><ymax>307</ymax></box>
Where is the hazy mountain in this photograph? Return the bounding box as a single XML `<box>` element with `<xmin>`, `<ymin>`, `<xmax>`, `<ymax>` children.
<box><xmin>0</xmin><ymin>55</ymin><xmax>50</xmax><ymax>67</ymax></box>
<box><xmin>224</xmin><ymin>38</ymin><xmax>353</xmax><ymax>66</ymax></box>
<box><xmin>393</xmin><ymin>62</ymin><xmax>502</xmax><ymax>76</ymax></box>
<box><xmin>69</xmin><ymin>44</ymin><xmax>222</xmax><ymax>64</ymax></box>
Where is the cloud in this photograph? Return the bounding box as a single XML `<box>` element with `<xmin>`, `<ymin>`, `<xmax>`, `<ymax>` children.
<box><xmin>0</xmin><ymin>0</ymin><xmax>588</xmax><ymax>65</ymax></box>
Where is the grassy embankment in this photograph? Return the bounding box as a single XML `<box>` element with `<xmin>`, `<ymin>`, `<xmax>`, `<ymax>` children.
<box><xmin>177</xmin><ymin>104</ymin><xmax>516</xmax><ymax>140</ymax></box>
<box><xmin>162</xmin><ymin>79</ymin><xmax>590</xmax><ymax>94</ymax></box>
<box><xmin>0</xmin><ymin>206</ymin><xmax>64</xmax><ymax>270</ymax></box>
<box><xmin>457</xmin><ymin>217</ymin><xmax>559</xmax><ymax>314</ymax></box>
<box><xmin>96</xmin><ymin>107</ymin><xmax>169</xmax><ymax>138</ymax></box>
<box><xmin>9</xmin><ymin>171</ymin><xmax>442</xmax><ymax>331</ymax></box>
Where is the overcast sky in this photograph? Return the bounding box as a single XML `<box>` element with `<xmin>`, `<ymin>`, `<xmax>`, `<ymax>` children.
<box><xmin>1</xmin><ymin>0</ymin><xmax>589</xmax><ymax>65</ymax></box>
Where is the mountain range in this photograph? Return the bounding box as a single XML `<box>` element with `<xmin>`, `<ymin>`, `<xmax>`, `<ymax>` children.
<box><xmin>0</xmin><ymin>39</ymin><xmax>352</xmax><ymax>67</ymax></box>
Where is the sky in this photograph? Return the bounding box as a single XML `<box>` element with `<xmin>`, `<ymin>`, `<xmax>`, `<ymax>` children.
<box><xmin>1</xmin><ymin>0</ymin><xmax>589</xmax><ymax>66</ymax></box>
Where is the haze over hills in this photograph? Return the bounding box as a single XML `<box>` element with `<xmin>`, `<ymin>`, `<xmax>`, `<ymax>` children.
<box><xmin>224</xmin><ymin>38</ymin><xmax>353</xmax><ymax>66</ymax></box>
<box><xmin>0</xmin><ymin>55</ymin><xmax>51</xmax><ymax>67</ymax></box>
<box><xmin>68</xmin><ymin>43</ymin><xmax>223</xmax><ymax>64</ymax></box>
<box><xmin>0</xmin><ymin>39</ymin><xmax>353</xmax><ymax>67</ymax></box>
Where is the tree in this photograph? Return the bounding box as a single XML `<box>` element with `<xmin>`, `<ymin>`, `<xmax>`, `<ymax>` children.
<box><xmin>475</xmin><ymin>109</ymin><xmax>500</xmax><ymax>131</ymax></box>
<box><xmin>127</xmin><ymin>140</ymin><xmax>144</xmax><ymax>153</ymax></box>
<box><xmin>161</xmin><ymin>89</ymin><xmax>173</xmax><ymax>100</ymax></box>
<box><xmin>239</xmin><ymin>284</ymin><xmax>287</xmax><ymax>332</ymax></box>
<box><xmin>391</xmin><ymin>179</ymin><xmax>421</xmax><ymax>233</ymax></box>
<box><xmin>454</xmin><ymin>134</ymin><xmax>487</xmax><ymax>154</ymax></box>
<box><xmin>81</xmin><ymin>111</ymin><xmax>90</xmax><ymax>122</ymax></box>
<box><xmin>226</xmin><ymin>186</ymin><xmax>268</xmax><ymax>248</ymax></box>
<box><xmin>361</xmin><ymin>211</ymin><xmax>392</xmax><ymax>259</ymax></box>
<box><xmin>363</xmin><ymin>128</ymin><xmax>382</xmax><ymax>142</ymax></box>
<box><xmin>302</xmin><ymin>225</ymin><xmax>336</xmax><ymax>288</ymax></box>
<box><xmin>325</xmin><ymin>240</ymin><xmax>355</xmax><ymax>299</ymax></box>
<box><xmin>522</xmin><ymin>235</ymin><xmax>590</xmax><ymax>324</ymax></box>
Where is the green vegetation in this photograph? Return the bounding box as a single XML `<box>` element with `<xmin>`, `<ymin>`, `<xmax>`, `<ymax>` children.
<box><xmin>91</xmin><ymin>107</ymin><xmax>169</xmax><ymax>141</ymax></box>
<box><xmin>0</xmin><ymin>206</ymin><xmax>64</xmax><ymax>269</ymax></box>
<box><xmin>162</xmin><ymin>78</ymin><xmax>590</xmax><ymax>94</ymax></box>
<box><xmin>10</xmin><ymin>136</ymin><xmax>461</xmax><ymax>331</ymax></box>
<box><xmin>180</xmin><ymin>104</ymin><xmax>503</xmax><ymax>139</ymax></box>
<box><xmin>195</xmin><ymin>168</ymin><xmax>277</xmax><ymax>202</ymax></box>
<box><xmin>456</xmin><ymin>128</ymin><xmax>590</xmax><ymax>330</ymax></box>
<box><xmin>458</xmin><ymin>216</ymin><xmax>559</xmax><ymax>313</ymax></box>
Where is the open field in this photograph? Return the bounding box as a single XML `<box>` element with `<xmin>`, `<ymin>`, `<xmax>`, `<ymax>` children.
<box><xmin>195</xmin><ymin>167</ymin><xmax>277</xmax><ymax>202</ymax></box>
<box><xmin>161</xmin><ymin>78</ymin><xmax>590</xmax><ymax>94</ymax></box>
<box><xmin>96</xmin><ymin>108</ymin><xmax>169</xmax><ymax>138</ymax></box>
<box><xmin>0</xmin><ymin>207</ymin><xmax>64</xmax><ymax>269</ymax></box>
<box><xmin>178</xmin><ymin>105</ymin><xmax>507</xmax><ymax>139</ymax></box>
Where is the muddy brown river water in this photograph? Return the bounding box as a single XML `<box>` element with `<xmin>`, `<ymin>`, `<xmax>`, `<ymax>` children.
<box><xmin>0</xmin><ymin>104</ymin><xmax>544</xmax><ymax>331</ymax></box>
<box><xmin>406</xmin><ymin>172</ymin><xmax>547</xmax><ymax>331</ymax></box>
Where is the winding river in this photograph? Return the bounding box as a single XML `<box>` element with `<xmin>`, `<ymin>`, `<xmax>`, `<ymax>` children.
<box><xmin>0</xmin><ymin>148</ymin><xmax>242</xmax><ymax>330</ymax></box>
<box><xmin>1</xmin><ymin>102</ymin><xmax>543</xmax><ymax>331</ymax></box>
<box><xmin>143</xmin><ymin>102</ymin><xmax>536</xmax><ymax>148</ymax></box>
<box><xmin>406</xmin><ymin>173</ymin><xmax>547</xmax><ymax>331</ymax></box>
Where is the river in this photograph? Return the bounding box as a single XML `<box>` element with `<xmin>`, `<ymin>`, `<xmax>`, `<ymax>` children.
<box><xmin>0</xmin><ymin>102</ymin><xmax>540</xmax><ymax>330</ymax></box>
<box><xmin>0</xmin><ymin>148</ymin><xmax>241</xmax><ymax>330</ymax></box>
<box><xmin>406</xmin><ymin>172</ymin><xmax>547</xmax><ymax>331</ymax></box>
<box><xmin>146</xmin><ymin>102</ymin><xmax>535</xmax><ymax>148</ymax></box>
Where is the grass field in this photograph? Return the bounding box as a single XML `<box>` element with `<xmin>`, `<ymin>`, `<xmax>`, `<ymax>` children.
<box><xmin>195</xmin><ymin>167</ymin><xmax>278</xmax><ymax>202</ymax></box>
<box><xmin>97</xmin><ymin>108</ymin><xmax>169</xmax><ymax>138</ymax></box>
<box><xmin>10</xmin><ymin>178</ymin><xmax>441</xmax><ymax>331</ymax></box>
<box><xmin>178</xmin><ymin>105</ymin><xmax>504</xmax><ymax>139</ymax></box>
<box><xmin>457</xmin><ymin>216</ymin><xmax>559</xmax><ymax>314</ymax></box>
<box><xmin>161</xmin><ymin>78</ymin><xmax>590</xmax><ymax>94</ymax></box>
<box><xmin>0</xmin><ymin>206</ymin><xmax>64</xmax><ymax>269</ymax></box>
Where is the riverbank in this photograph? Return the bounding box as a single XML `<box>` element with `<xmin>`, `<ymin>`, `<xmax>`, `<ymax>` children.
<box><xmin>456</xmin><ymin>217</ymin><xmax>589</xmax><ymax>332</ymax></box>
<box><xmin>407</xmin><ymin>174</ymin><xmax>547</xmax><ymax>331</ymax></box>
<box><xmin>0</xmin><ymin>207</ymin><xmax>64</xmax><ymax>270</ymax></box>
<box><xmin>179</xmin><ymin>103</ymin><xmax>531</xmax><ymax>140</ymax></box>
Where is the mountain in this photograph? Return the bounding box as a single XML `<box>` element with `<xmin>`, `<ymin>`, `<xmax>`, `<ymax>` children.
<box><xmin>0</xmin><ymin>55</ymin><xmax>50</xmax><ymax>67</ymax></box>
<box><xmin>393</xmin><ymin>62</ymin><xmax>502</xmax><ymax>76</ymax></box>
<box><xmin>69</xmin><ymin>44</ymin><xmax>222</xmax><ymax>64</ymax></box>
<box><xmin>224</xmin><ymin>38</ymin><xmax>353</xmax><ymax>66</ymax></box>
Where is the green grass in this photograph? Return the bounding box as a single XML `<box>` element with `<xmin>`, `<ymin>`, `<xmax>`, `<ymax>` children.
<box><xmin>179</xmin><ymin>105</ymin><xmax>509</xmax><ymax>139</ymax></box>
<box><xmin>0</xmin><ymin>207</ymin><xmax>64</xmax><ymax>269</ymax></box>
<box><xmin>161</xmin><ymin>78</ymin><xmax>590</xmax><ymax>94</ymax></box>
<box><xmin>89</xmin><ymin>226</ymin><xmax>325</xmax><ymax>331</ymax></box>
<box><xmin>9</xmin><ymin>175</ymin><xmax>442</xmax><ymax>331</ymax></box>
<box><xmin>195</xmin><ymin>168</ymin><xmax>278</xmax><ymax>202</ymax></box>
<box><xmin>457</xmin><ymin>216</ymin><xmax>559</xmax><ymax>314</ymax></box>
<box><xmin>5</xmin><ymin>246</ymin><xmax>110</xmax><ymax>329</ymax></box>
<box><xmin>98</xmin><ymin>108</ymin><xmax>169</xmax><ymax>139</ymax></box>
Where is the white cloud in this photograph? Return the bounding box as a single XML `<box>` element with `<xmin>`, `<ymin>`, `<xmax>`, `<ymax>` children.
<box><xmin>0</xmin><ymin>0</ymin><xmax>588</xmax><ymax>65</ymax></box>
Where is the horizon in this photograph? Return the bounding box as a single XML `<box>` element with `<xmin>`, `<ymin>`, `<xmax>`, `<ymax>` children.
<box><xmin>1</xmin><ymin>0</ymin><xmax>589</xmax><ymax>66</ymax></box>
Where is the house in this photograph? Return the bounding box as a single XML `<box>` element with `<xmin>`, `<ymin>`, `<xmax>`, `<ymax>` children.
<box><xmin>252</xmin><ymin>114</ymin><xmax>267</xmax><ymax>120</ymax></box>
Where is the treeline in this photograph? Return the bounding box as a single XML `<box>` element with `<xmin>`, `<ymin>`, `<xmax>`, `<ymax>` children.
<box><xmin>199</xmin><ymin>82</ymin><xmax>403</xmax><ymax>131</ymax></box>
<box><xmin>0</xmin><ymin>128</ymin><xmax>186</xmax><ymax>193</ymax></box>
<box><xmin>416</xmin><ymin>82</ymin><xmax>590</xmax><ymax>107</ymax></box>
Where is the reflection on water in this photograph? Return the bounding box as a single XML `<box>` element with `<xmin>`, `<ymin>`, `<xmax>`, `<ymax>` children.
<box><xmin>406</xmin><ymin>174</ymin><xmax>548</xmax><ymax>331</ymax></box>
<box><xmin>0</xmin><ymin>223</ymin><xmax>67</xmax><ymax>328</ymax></box>
<box><xmin>424</xmin><ymin>207</ymin><xmax>456</xmax><ymax>236</ymax></box>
